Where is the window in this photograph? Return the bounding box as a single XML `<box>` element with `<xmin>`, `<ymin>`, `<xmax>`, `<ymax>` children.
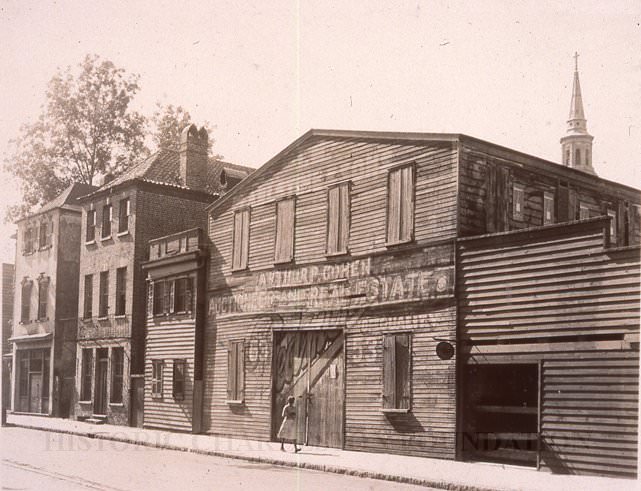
<box><xmin>39</xmin><ymin>221</ymin><xmax>51</xmax><ymax>248</ymax></box>
<box><xmin>83</xmin><ymin>275</ymin><xmax>93</xmax><ymax>318</ymax></box>
<box><xmin>173</xmin><ymin>277</ymin><xmax>193</xmax><ymax>313</ymax></box>
<box><xmin>565</xmin><ymin>148</ymin><xmax>570</xmax><ymax>166</ymax></box>
<box><xmin>575</xmin><ymin>148</ymin><xmax>581</xmax><ymax>167</ymax></box>
<box><xmin>543</xmin><ymin>191</ymin><xmax>555</xmax><ymax>225</ymax></box>
<box><xmin>118</xmin><ymin>198</ymin><xmax>130</xmax><ymax>234</ymax></box>
<box><xmin>608</xmin><ymin>209</ymin><xmax>618</xmax><ymax>245</ymax></box>
<box><xmin>110</xmin><ymin>348</ymin><xmax>124</xmax><ymax>403</ymax></box>
<box><xmin>20</xmin><ymin>280</ymin><xmax>32</xmax><ymax>323</ymax></box>
<box><xmin>99</xmin><ymin>271</ymin><xmax>109</xmax><ymax>317</ymax></box>
<box><xmin>232</xmin><ymin>208</ymin><xmax>250</xmax><ymax>270</ymax></box>
<box><xmin>115</xmin><ymin>267</ymin><xmax>126</xmax><ymax>316</ymax></box>
<box><xmin>37</xmin><ymin>276</ymin><xmax>49</xmax><ymax>320</ymax></box>
<box><xmin>173</xmin><ymin>360</ymin><xmax>186</xmax><ymax>400</ymax></box>
<box><xmin>512</xmin><ymin>183</ymin><xmax>525</xmax><ymax>220</ymax></box>
<box><xmin>386</xmin><ymin>165</ymin><xmax>415</xmax><ymax>245</ymax></box>
<box><xmin>152</xmin><ymin>281</ymin><xmax>165</xmax><ymax>316</ymax></box>
<box><xmin>81</xmin><ymin>349</ymin><xmax>93</xmax><ymax>401</ymax></box>
<box><xmin>579</xmin><ymin>203</ymin><xmax>590</xmax><ymax>220</ymax></box>
<box><xmin>327</xmin><ymin>182</ymin><xmax>350</xmax><ymax>255</ymax></box>
<box><xmin>18</xmin><ymin>353</ymin><xmax>28</xmax><ymax>397</ymax></box>
<box><xmin>102</xmin><ymin>204</ymin><xmax>112</xmax><ymax>238</ymax></box>
<box><xmin>382</xmin><ymin>333</ymin><xmax>411</xmax><ymax>411</ymax></box>
<box><xmin>86</xmin><ymin>209</ymin><xmax>96</xmax><ymax>242</ymax></box>
<box><xmin>152</xmin><ymin>278</ymin><xmax>193</xmax><ymax>315</ymax></box>
<box><xmin>275</xmin><ymin>198</ymin><xmax>295</xmax><ymax>263</ymax></box>
<box><xmin>151</xmin><ymin>360</ymin><xmax>163</xmax><ymax>397</ymax></box>
<box><xmin>227</xmin><ymin>340</ymin><xmax>245</xmax><ymax>402</ymax></box>
<box><xmin>23</xmin><ymin>227</ymin><xmax>34</xmax><ymax>254</ymax></box>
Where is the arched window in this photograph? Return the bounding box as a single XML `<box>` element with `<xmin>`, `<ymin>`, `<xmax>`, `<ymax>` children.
<box><xmin>575</xmin><ymin>148</ymin><xmax>581</xmax><ymax>167</ymax></box>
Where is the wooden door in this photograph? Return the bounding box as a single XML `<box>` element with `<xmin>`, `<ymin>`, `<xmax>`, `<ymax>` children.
<box><xmin>273</xmin><ymin>330</ymin><xmax>344</xmax><ymax>448</ymax></box>
<box><xmin>94</xmin><ymin>350</ymin><xmax>108</xmax><ymax>415</ymax></box>
<box><xmin>28</xmin><ymin>373</ymin><xmax>42</xmax><ymax>413</ymax></box>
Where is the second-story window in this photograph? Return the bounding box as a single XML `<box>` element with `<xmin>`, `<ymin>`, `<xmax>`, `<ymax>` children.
<box><xmin>83</xmin><ymin>274</ymin><xmax>93</xmax><ymax>318</ymax></box>
<box><xmin>579</xmin><ymin>203</ymin><xmax>590</xmax><ymax>220</ymax></box>
<box><xmin>608</xmin><ymin>209</ymin><xmax>618</xmax><ymax>245</ymax></box>
<box><xmin>232</xmin><ymin>208</ymin><xmax>251</xmax><ymax>270</ymax></box>
<box><xmin>102</xmin><ymin>204</ymin><xmax>112</xmax><ymax>238</ymax></box>
<box><xmin>327</xmin><ymin>182</ymin><xmax>350</xmax><ymax>255</ymax></box>
<box><xmin>23</xmin><ymin>227</ymin><xmax>34</xmax><ymax>254</ymax></box>
<box><xmin>99</xmin><ymin>271</ymin><xmax>109</xmax><ymax>317</ymax></box>
<box><xmin>386</xmin><ymin>165</ymin><xmax>415</xmax><ymax>245</ymax></box>
<box><xmin>152</xmin><ymin>278</ymin><xmax>193</xmax><ymax>315</ymax></box>
<box><xmin>39</xmin><ymin>221</ymin><xmax>51</xmax><ymax>249</ymax></box>
<box><xmin>115</xmin><ymin>267</ymin><xmax>126</xmax><ymax>316</ymax></box>
<box><xmin>37</xmin><ymin>276</ymin><xmax>49</xmax><ymax>320</ymax></box>
<box><xmin>543</xmin><ymin>191</ymin><xmax>555</xmax><ymax>225</ymax></box>
<box><xmin>86</xmin><ymin>209</ymin><xmax>96</xmax><ymax>242</ymax></box>
<box><xmin>513</xmin><ymin>183</ymin><xmax>525</xmax><ymax>220</ymax></box>
<box><xmin>21</xmin><ymin>279</ymin><xmax>32</xmax><ymax>323</ymax></box>
<box><xmin>275</xmin><ymin>198</ymin><xmax>295</xmax><ymax>264</ymax></box>
<box><xmin>118</xmin><ymin>198</ymin><xmax>130</xmax><ymax>234</ymax></box>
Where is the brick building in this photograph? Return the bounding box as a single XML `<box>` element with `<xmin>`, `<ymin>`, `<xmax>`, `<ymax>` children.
<box><xmin>2</xmin><ymin>263</ymin><xmax>15</xmax><ymax>422</ymax></box>
<box><xmin>10</xmin><ymin>183</ymin><xmax>95</xmax><ymax>417</ymax></box>
<box><xmin>74</xmin><ymin>125</ymin><xmax>252</xmax><ymax>426</ymax></box>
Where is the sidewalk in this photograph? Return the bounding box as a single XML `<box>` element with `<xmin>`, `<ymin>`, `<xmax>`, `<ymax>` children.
<box><xmin>4</xmin><ymin>413</ymin><xmax>636</xmax><ymax>491</ymax></box>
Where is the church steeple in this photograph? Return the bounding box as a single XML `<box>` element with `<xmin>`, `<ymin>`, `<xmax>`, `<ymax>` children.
<box><xmin>560</xmin><ymin>52</ymin><xmax>596</xmax><ymax>174</ymax></box>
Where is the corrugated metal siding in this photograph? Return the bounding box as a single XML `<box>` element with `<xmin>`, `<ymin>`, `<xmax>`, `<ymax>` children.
<box><xmin>458</xmin><ymin>220</ymin><xmax>640</xmax><ymax>477</ymax></box>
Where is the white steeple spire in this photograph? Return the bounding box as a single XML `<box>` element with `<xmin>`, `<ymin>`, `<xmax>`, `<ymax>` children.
<box><xmin>560</xmin><ymin>52</ymin><xmax>596</xmax><ymax>175</ymax></box>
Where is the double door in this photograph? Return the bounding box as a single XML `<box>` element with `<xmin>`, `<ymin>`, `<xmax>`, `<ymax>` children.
<box><xmin>272</xmin><ymin>330</ymin><xmax>344</xmax><ymax>448</ymax></box>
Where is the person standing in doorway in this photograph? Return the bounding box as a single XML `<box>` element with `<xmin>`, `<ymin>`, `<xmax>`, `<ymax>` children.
<box><xmin>278</xmin><ymin>395</ymin><xmax>300</xmax><ymax>453</ymax></box>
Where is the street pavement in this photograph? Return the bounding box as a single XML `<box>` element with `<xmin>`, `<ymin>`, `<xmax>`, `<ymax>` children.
<box><xmin>3</xmin><ymin>413</ymin><xmax>638</xmax><ymax>491</ymax></box>
<box><xmin>1</xmin><ymin>426</ymin><xmax>433</xmax><ymax>491</ymax></box>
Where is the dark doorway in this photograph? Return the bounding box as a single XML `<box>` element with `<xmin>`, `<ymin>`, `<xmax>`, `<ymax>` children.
<box><xmin>130</xmin><ymin>376</ymin><xmax>144</xmax><ymax>427</ymax></box>
<box><xmin>94</xmin><ymin>348</ymin><xmax>108</xmax><ymax>415</ymax></box>
<box><xmin>462</xmin><ymin>363</ymin><xmax>539</xmax><ymax>466</ymax></box>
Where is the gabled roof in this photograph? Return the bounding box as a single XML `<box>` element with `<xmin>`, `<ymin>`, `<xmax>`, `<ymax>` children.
<box><xmin>19</xmin><ymin>182</ymin><xmax>98</xmax><ymax>221</ymax></box>
<box><xmin>205</xmin><ymin>129</ymin><xmax>640</xmax><ymax>215</ymax></box>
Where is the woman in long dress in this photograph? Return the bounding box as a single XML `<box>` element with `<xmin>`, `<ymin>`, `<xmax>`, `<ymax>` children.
<box><xmin>278</xmin><ymin>396</ymin><xmax>300</xmax><ymax>452</ymax></box>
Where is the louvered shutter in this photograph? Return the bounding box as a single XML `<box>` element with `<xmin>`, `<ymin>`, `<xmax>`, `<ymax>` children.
<box><xmin>382</xmin><ymin>335</ymin><xmax>396</xmax><ymax>408</ymax></box>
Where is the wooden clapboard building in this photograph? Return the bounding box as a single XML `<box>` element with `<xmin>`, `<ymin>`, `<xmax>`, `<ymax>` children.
<box><xmin>141</xmin><ymin>228</ymin><xmax>208</xmax><ymax>432</ymax></box>
<box><xmin>458</xmin><ymin>217</ymin><xmax>640</xmax><ymax>478</ymax></box>
<box><xmin>202</xmin><ymin>119</ymin><xmax>639</xmax><ymax>471</ymax></box>
<box><xmin>205</xmin><ymin>130</ymin><xmax>459</xmax><ymax>457</ymax></box>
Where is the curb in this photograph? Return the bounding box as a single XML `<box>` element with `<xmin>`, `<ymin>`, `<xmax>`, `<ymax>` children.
<box><xmin>7</xmin><ymin>422</ymin><xmax>502</xmax><ymax>491</ymax></box>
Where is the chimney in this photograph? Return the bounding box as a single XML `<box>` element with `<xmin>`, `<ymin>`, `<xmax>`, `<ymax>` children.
<box><xmin>102</xmin><ymin>173</ymin><xmax>115</xmax><ymax>186</ymax></box>
<box><xmin>179</xmin><ymin>124</ymin><xmax>209</xmax><ymax>191</ymax></box>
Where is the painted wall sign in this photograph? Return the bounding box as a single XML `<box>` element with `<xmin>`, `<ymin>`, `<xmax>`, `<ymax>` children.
<box><xmin>209</xmin><ymin>244</ymin><xmax>454</xmax><ymax>317</ymax></box>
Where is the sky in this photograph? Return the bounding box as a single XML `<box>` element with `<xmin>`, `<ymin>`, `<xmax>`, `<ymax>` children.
<box><xmin>0</xmin><ymin>0</ymin><xmax>639</xmax><ymax>263</ymax></box>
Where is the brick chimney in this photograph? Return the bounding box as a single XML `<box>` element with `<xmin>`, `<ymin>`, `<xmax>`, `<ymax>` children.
<box><xmin>179</xmin><ymin>124</ymin><xmax>209</xmax><ymax>191</ymax></box>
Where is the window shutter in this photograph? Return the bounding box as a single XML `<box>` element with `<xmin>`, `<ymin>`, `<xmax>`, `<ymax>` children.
<box><xmin>163</xmin><ymin>281</ymin><xmax>171</xmax><ymax>314</ymax></box>
<box><xmin>387</xmin><ymin>169</ymin><xmax>401</xmax><ymax>243</ymax></box>
<box><xmin>339</xmin><ymin>183</ymin><xmax>350</xmax><ymax>251</ymax></box>
<box><xmin>232</xmin><ymin>211</ymin><xmax>243</xmax><ymax>269</ymax></box>
<box><xmin>396</xmin><ymin>334</ymin><xmax>411</xmax><ymax>409</ymax></box>
<box><xmin>485</xmin><ymin>164</ymin><xmax>497</xmax><ymax>232</ymax></box>
<box><xmin>275</xmin><ymin>199</ymin><xmax>294</xmax><ymax>263</ymax></box>
<box><xmin>168</xmin><ymin>281</ymin><xmax>175</xmax><ymax>313</ymax></box>
<box><xmin>185</xmin><ymin>278</ymin><xmax>193</xmax><ymax>312</ymax></box>
<box><xmin>147</xmin><ymin>281</ymin><xmax>154</xmax><ymax>316</ymax></box>
<box><xmin>241</xmin><ymin>209</ymin><xmax>250</xmax><ymax>268</ymax></box>
<box><xmin>496</xmin><ymin>166</ymin><xmax>511</xmax><ymax>231</ymax></box>
<box><xmin>227</xmin><ymin>344</ymin><xmax>236</xmax><ymax>400</ymax></box>
<box><xmin>400</xmin><ymin>166</ymin><xmax>414</xmax><ymax>240</ymax></box>
<box><xmin>630</xmin><ymin>204</ymin><xmax>639</xmax><ymax>243</ymax></box>
<box><xmin>327</xmin><ymin>186</ymin><xmax>340</xmax><ymax>253</ymax></box>
<box><xmin>382</xmin><ymin>335</ymin><xmax>396</xmax><ymax>409</ymax></box>
<box><xmin>238</xmin><ymin>341</ymin><xmax>245</xmax><ymax>401</ymax></box>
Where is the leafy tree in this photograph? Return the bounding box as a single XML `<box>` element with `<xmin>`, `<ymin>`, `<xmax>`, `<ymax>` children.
<box><xmin>150</xmin><ymin>102</ymin><xmax>218</xmax><ymax>156</ymax></box>
<box><xmin>4</xmin><ymin>54</ymin><xmax>147</xmax><ymax>221</ymax></box>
